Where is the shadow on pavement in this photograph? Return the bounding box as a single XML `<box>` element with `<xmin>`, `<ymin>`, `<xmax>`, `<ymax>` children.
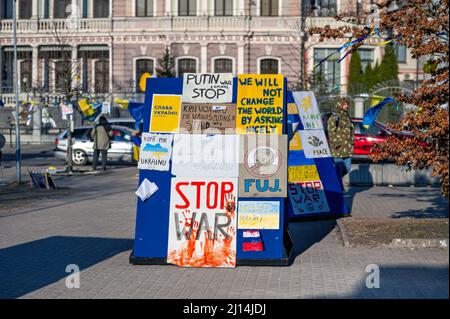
<box><xmin>289</xmin><ymin>219</ymin><xmax>337</xmax><ymax>260</ymax></box>
<box><xmin>384</xmin><ymin>192</ymin><xmax>448</xmax><ymax>219</ymax></box>
<box><xmin>347</xmin><ymin>165</ymin><xmax>374</xmax><ymax>212</ymax></box>
<box><xmin>317</xmin><ymin>265</ymin><xmax>449</xmax><ymax>299</ymax></box>
<box><xmin>0</xmin><ymin>236</ymin><xmax>133</xmax><ymax>299</ymax></box>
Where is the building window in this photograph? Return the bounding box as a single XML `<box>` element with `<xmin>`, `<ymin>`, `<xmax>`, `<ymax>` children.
<box><xmin>179</xmin><ymin>0</ymin><xmax>196</xmax><ymax>16</ymax></box>
<box><xmin>94</xmin><ymin>60</ymin><xmax>110</xmax><ymax>93</ymax></box>
<box><xmin>261</xmin><ymin>0</ymin><xmax>278</xmax><ymax>16</ymax></box>
<box><xmin>136</xmin><ymin>0</ymin><xmax>154</xmax><ymax>17</ymax></box>
<box><xmin>20</xmin><ymin>60</ymin><xmax>32</xmax><ymax>92</ymax></box>
<box><xmin>55</xmin><ymin>60</ymin><xmax>71</xmax><ymax>92</ymax></box>
<box><xmin>259</xmin><ymin>58</ymin><xmax>279</xmax><ymax>74</ymax></box>
<box><xmin>358</xmin><ymin>48</ymin><xmax>374</xmax><ymax>71</ymax></box>
<box><xmin>313</xmin><ymin>48</ymin><xmax>340</xmax><ymax>93</ymax></box>
<box><xmin>1</xmin><ymin>0</ymin><xmax>13</xmax><ymax>19</ymax></box>
<box><xmin>215</xmin><ymin>0</ymin><xmax>232</xmax><ymax>16</ymax></box>
<box><xmin>214</xmin><ymin>58</ymin><xmax>233</xmax><ymax>73</ymax></box>
<box><xmin>94</xmin><ymin>0</ymin><xmax>110</xmax><ymax>18</ymax></box>
<box><xmin>307</xmin><ymin>0</ymin><xmax>337</xmax><ymax>17</ymax></box>
<box><xmin>395</xmin><ymin>45</ymin><xmax>407</xmax><ymax>63</ymax></box>
<box><xmin>135</xmin><ymin>59</ymin><xmax>154</xmax><ymax>93</ymax></box>
<box><xmin>54</xmin><ymin>0</ymin><xmax>70</xmax><ymax>18</ymax></box>
<box><xmin>19</xmin><ymin>0</ymin><xmax>32</xmax><ymax>19</ymax></box>
<box><xmin>177</xmin><ymin>58</ymin><xmax>196</xmax><ymax>77</ymax></box>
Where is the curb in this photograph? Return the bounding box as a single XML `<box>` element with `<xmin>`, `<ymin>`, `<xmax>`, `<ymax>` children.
<box><xmin>390</xmin><ymin>238</ymin><xmax>449</xmax><ymax>249</ymax></box>
<box><xmin>336</xmin><ymin>219</ymin><xmax>351</xmax><ymax>247</ymax></box>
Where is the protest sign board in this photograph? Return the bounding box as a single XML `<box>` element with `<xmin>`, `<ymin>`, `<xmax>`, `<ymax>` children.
<box><xmin>138</xmin><ymin>133</ymin><xmax>173</xmax><ymax>171</ymax></box>
<box><xmin>172</xmin><ymin>134</ymin><xmax>239</xmax><ymax>177</ymax></box>
<box><xmin>236</xmin><ymin>74</ymin><xmax>284</xmax><ymax>134</ymax></box>
<box><xmin>288</xmin><ymin>165</ymin><xmax>320</xmax><ymax>183</ymax></box>
<box><xmin>238</xmin><ymin>201</ymin><xmax>280</xmax><ymax>230</ymax></box>
<box><xmin>182</xmin><ymin>73</ymin><xmax>233</xmax><ymax>103</ymax></box>
<box><xmin>239</xmin><ymin>134</ymin><xmax>288</xmax><ymax>197</ymax></box>
<box><xmin>288</xmin><ymin>180</ymin><xmax>330</xmax><ymax>215</ymax></box>
<box><xmin>292</xmin><ymin>91</ymin><xmax>323</xmax><ymax>130</ymax></box>
<box><xmin>180</xmin><ymin>103</ymin><xmax>236</xmax><ymax>134</ymax></box>
<box><xmin>167</xmin><ymin>177</ymin><xmax>238</xmax><ymax>267</ymax></box>
<box><xmin>149</xmin><ymin>94</ymin><xmax>182</xmax><ymax>133</ymax></box>
<box><xmin>298</xmin><ymin>130</ymin><xmax>331</xmax><ymax>158</ymax></box>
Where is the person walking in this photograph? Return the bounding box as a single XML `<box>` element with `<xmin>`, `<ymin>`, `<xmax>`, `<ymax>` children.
<box><xmin>327</xmin><ymin>98</ymin><xmax>354</xmax><ymax>195</ymax></box>
<box><xmin>90</xmin><ymin>115</ymin><xmax>113</xmax><ymax>171</ymax></box>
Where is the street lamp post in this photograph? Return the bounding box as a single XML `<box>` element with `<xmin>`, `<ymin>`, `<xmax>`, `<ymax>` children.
<box><xmin>13</xmin><ymin>0</ymin><xmax>21</xmax><ymax>183</ymax></box>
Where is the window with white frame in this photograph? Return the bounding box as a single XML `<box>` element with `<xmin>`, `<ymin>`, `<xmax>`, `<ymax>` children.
<box><xmin>313</xmin><ymin>48</ymin><xmax>340</xmax><ymax>93</ymax></box>
<box><xmin>1</xmin><ymin>0</ymin><xmax>14</xmax><ymax>19</ymax></box>
<box><xmin>177</xmin><ymin>58</ymin><xmax>196</xmax><ymax>77</ymax></box>
<box><xmin>19</xmin><ymin>0</ymin><xmax>32</xmax><ymax>19</ymax></box>
<box><xmin>135</xmin><ymin>59</ymin><xmax>154</xmax><ymax>93</ymax></box>
<box><xmin>215</xmin><ymin>0</ymin><xmax>233</xmax><ymax>16</ymax></box>
<box><xmin>260</xmin><ymin>0</ymin><xmax>279</xmax><ymax>16</ymax></box>
<box><xmin>214</xmin><ymin>58</ymin><xmax>233</xmax><ymax>73</ymax></box>
<box><xmin>259</xmin><ymin>58</ymin><xmax>279</xmax><ymax>74</ymax></box>
<box><xmin>308</xmin><ymin>0</ymin><xmax>337</xmax><ymax>17</ymax></box>
<box><xmin>94</xmin><ymin>60</ymin><xmax>109</xmax><ymax>93</ymax></box>
<box><xmin>20</xmin><ymin>60</ymin><xmax>32</xmax><ymax>92</ymax></box>
<box><xmin>395</xmin><ymin>45</ymin><xmax>407</xmax><ymax>63</ymax></box>
<box><xmin>54</xmin><ymin>0</ymin><xmax>71</xmax><ymax>18</ymax></box>
<box><xmin>358</xmin><ymin>48</ymin><xmax>374</xmax><ymax>71</ymax></box>
<box><xmin>179</xmin><ymin>0</ymin><xmax>196</xmax><ymax>16</ymax></box>
<box><xmin>136</xmin><ymin>0</ymin><xmax>154</xmax><ymax>17</ymax></box>
<box><xmin>94</xmin><ymin>0</ymin><xmax>110</xmax><ymax>18</ymax></box>
<box><xmin>55</xmin><ymin>60</ymin><xmax>72</xmax><ymax>92</ymax></box>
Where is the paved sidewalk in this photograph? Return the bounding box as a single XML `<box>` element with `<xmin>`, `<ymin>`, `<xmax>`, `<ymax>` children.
<box><xmin>0</xmin><ymin>167</ymin><xmax>448</xmax><ymax>299</ymax></box>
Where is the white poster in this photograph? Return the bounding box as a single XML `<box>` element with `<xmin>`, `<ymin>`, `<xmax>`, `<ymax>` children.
<box><xmin>138</xmin><ymin>133</ymin><xmax>173</xmax><ymax>171</ymax></box>
<box><xmin>182</xmin><ymin>73</ymin><xmax>233</xmax><ymax>104</ymax></box>
<box><xmin>298</xmin><ymin>130</ymin><xmax>331</xmax><ymax>158</ymax></box>
<box><xmin>288</xmin><ymin>180</ymin><xmax>330</xmax><ymax>215</ymax></box>
<box><xmin>171</xmin><ymin>134</ymin><xmax>239</xmax><ymax>177</ymax></box>
<box><xmin>167</xmin><ymin>177</ymin><xmax>238</xmax><ymax>267</ymax></box>
<box><xmin>292</xmin><ymin>91</ymin><xmax>323</xmax><ymax>130</ymax></box>
<box><xmin>101</xmin><ymin>101</ymin><xmax>111</xmax><ymax>115</ymax></box>
<box><xmin>60</xmin><ymin>103</ymin><xmax>73</xmax><ymax>116</ymax></box>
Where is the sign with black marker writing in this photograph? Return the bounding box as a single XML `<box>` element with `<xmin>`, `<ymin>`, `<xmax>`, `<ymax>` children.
<box><xmin>182</xmin><ymin>73</ymin><xmax>233</xmax><ymax>104</ymax></box>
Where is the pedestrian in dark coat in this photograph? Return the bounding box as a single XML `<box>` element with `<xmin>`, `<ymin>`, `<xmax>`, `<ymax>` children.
<box><xmin>90</xmin><ymin>115</ymin><xmax>113</xmax><ymax>170</ymax></box>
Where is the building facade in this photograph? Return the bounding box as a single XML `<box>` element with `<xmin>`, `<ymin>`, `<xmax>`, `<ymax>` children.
<box><xmin>0</xmin><ymin>0</ymin><xmax>423</xmax><ymax>108</ymax></box>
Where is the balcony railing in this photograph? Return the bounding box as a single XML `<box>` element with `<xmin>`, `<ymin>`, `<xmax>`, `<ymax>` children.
<box><xmin>0</xmin><ymin>16</ymin><xmax>307</xmax><ymax>34</ymax></box>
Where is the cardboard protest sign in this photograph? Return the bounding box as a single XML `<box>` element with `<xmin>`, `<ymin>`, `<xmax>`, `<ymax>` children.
<box><xmin>138</xmin><ymin>133</ymin><xmax>173</xmax><ymax>171</ymax></box>
<box><xmin>239</xmin><ymin>134</ymin><xmax>288</xmax><ymax>197</ymax></box>
<box><xmin>298</xmin><ymin>130</ymin><xmax>331</xmax><ymax>158</ymax></box>
<box><xmin>236</xmin><ymin>74</ymin><xmax>284</xmax><ymax>134</ymax></box>
<box><xmin>180</xmin><ymin>103</ymin><xmax>236</xmax><ymax>134</ymax></box>
<box><xmin>167</xmin><ymin>177</ymin><xmax>238</xmax><ymax>267</ymax></box>
<box><xmin>149</xmin><ymin>94</ymin><xmax>182</xmax><ymax>133</ymax></box>
<box><xmin>172</xmin><ymin>134</ymin><xmax>239</xmax><ymax>177</ymax></box>
<box><xmin>292</xmin><ymin>91</ymin><xmax>323</xmax><ymax>130</ymax></box>
<box><xmin>60</xmin><ymin>103</ymin><xmax>73</xmax><ymax>116</ymax></box>
<box><xmin>182</xmin><ymin>73</ymin><xmax>233</xmax><ymax>103</ymax></box>
<box><xmin>288</xmin><ymin>180</ymin><xmax>330</xmax><ymax>215</ymax></box>
<box><xmin>288</xmin><ymin>165</ymin><xmax>320</xmax><ymax>183</ymax></box>
<box><xmin>238</xmin><ymin>201</ymin><xmax>280</xmax><ymax>230</ymax></box>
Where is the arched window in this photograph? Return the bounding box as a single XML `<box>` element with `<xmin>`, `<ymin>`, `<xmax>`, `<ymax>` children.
<box><xmin>177</xmin><ymin>58</ymin><xmax>197</xmax><ymax>77</ymax></box>
<box><xmin>94</xmin><ymin>60</ymin><xmax>109</xmax><ymax>93</ymax></box>
<box><xmin>135</xmin><ymin>58</ymin><xmax>154</xmax><ymax>93</ymax></box>
<box><xmin>259</xmin><ymin>58</ymin><xmax>279</xmax><ymax>74</ymax></box>
<box><xmin>260</xmin><ymin>0</ymin><xmax>278</xmax><ymax>16</ymax></box>
<box><xmin>214</xmin><ymin>58</ymin><xmax>233</xmax><ymax>73</ymax></box>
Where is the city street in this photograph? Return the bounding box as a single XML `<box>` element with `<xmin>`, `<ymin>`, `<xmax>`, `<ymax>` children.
<box><xmin>0</xmin><ymin>145</ymin><xmax>448</xmax><ymax>299</ymax></box>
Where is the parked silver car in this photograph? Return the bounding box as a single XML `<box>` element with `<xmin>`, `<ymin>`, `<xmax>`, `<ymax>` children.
<box><xmin>54</xmin><ymin>125</ymin><xmax>136</xmax><ymax>166</ymax></box>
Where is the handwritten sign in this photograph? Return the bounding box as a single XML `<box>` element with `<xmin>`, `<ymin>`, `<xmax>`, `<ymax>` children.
<box><xmin>298</xmin><ymin>130</ymin><xmax>331</xmax><ymax>158</ymax></box>
<box><xmin>288</xmin><ymin>165</ymin><xmax>320</xmax><ymax>183</ymax></box>
<box><xmin>288</xmin><ymin>180</ymin><xmax>330</xmax><ymax>215</ymax></box>
<box><xmin>149</xmin><ymin>94</ymin><xmax>182</xmax><ymax>133</ymax></box>
<box><xmin>167</xmin><ymin>178</ymin><xmax>238</xmax><ymax>267</ymax></box>
<box><xmin>238</xmin><ymin>201</ymin><xmax>280</xmax><ymax>230</ymax></box>
<box><xmin>138</xmin><ymin>133</ymin><xmax>173</xmax><ymax>171</ymax></box>
<box><xmin>180</xmin><ymin>103</ymin><xmax>236</xmax><ymax>134</ymax></box>
<box><xmin>182</xmin><ymin>73</ymin><xmax>233</xmax><ymax>103</ymax></box>
<box><xmin>292</xmin><ymin>91</ymin><xmax>323</xmax><ymax>130</ymax></box>
<box><xmin>236</xmin><ymin>74</ymin><xmax>284</xmax><ymax>134</ymax></box>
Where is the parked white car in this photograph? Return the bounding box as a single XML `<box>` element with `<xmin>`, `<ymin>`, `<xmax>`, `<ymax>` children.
<box><xmin>54</xmin><ymin>125</ymin><xmax>135</xmax><ymax>166</ymax></box>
